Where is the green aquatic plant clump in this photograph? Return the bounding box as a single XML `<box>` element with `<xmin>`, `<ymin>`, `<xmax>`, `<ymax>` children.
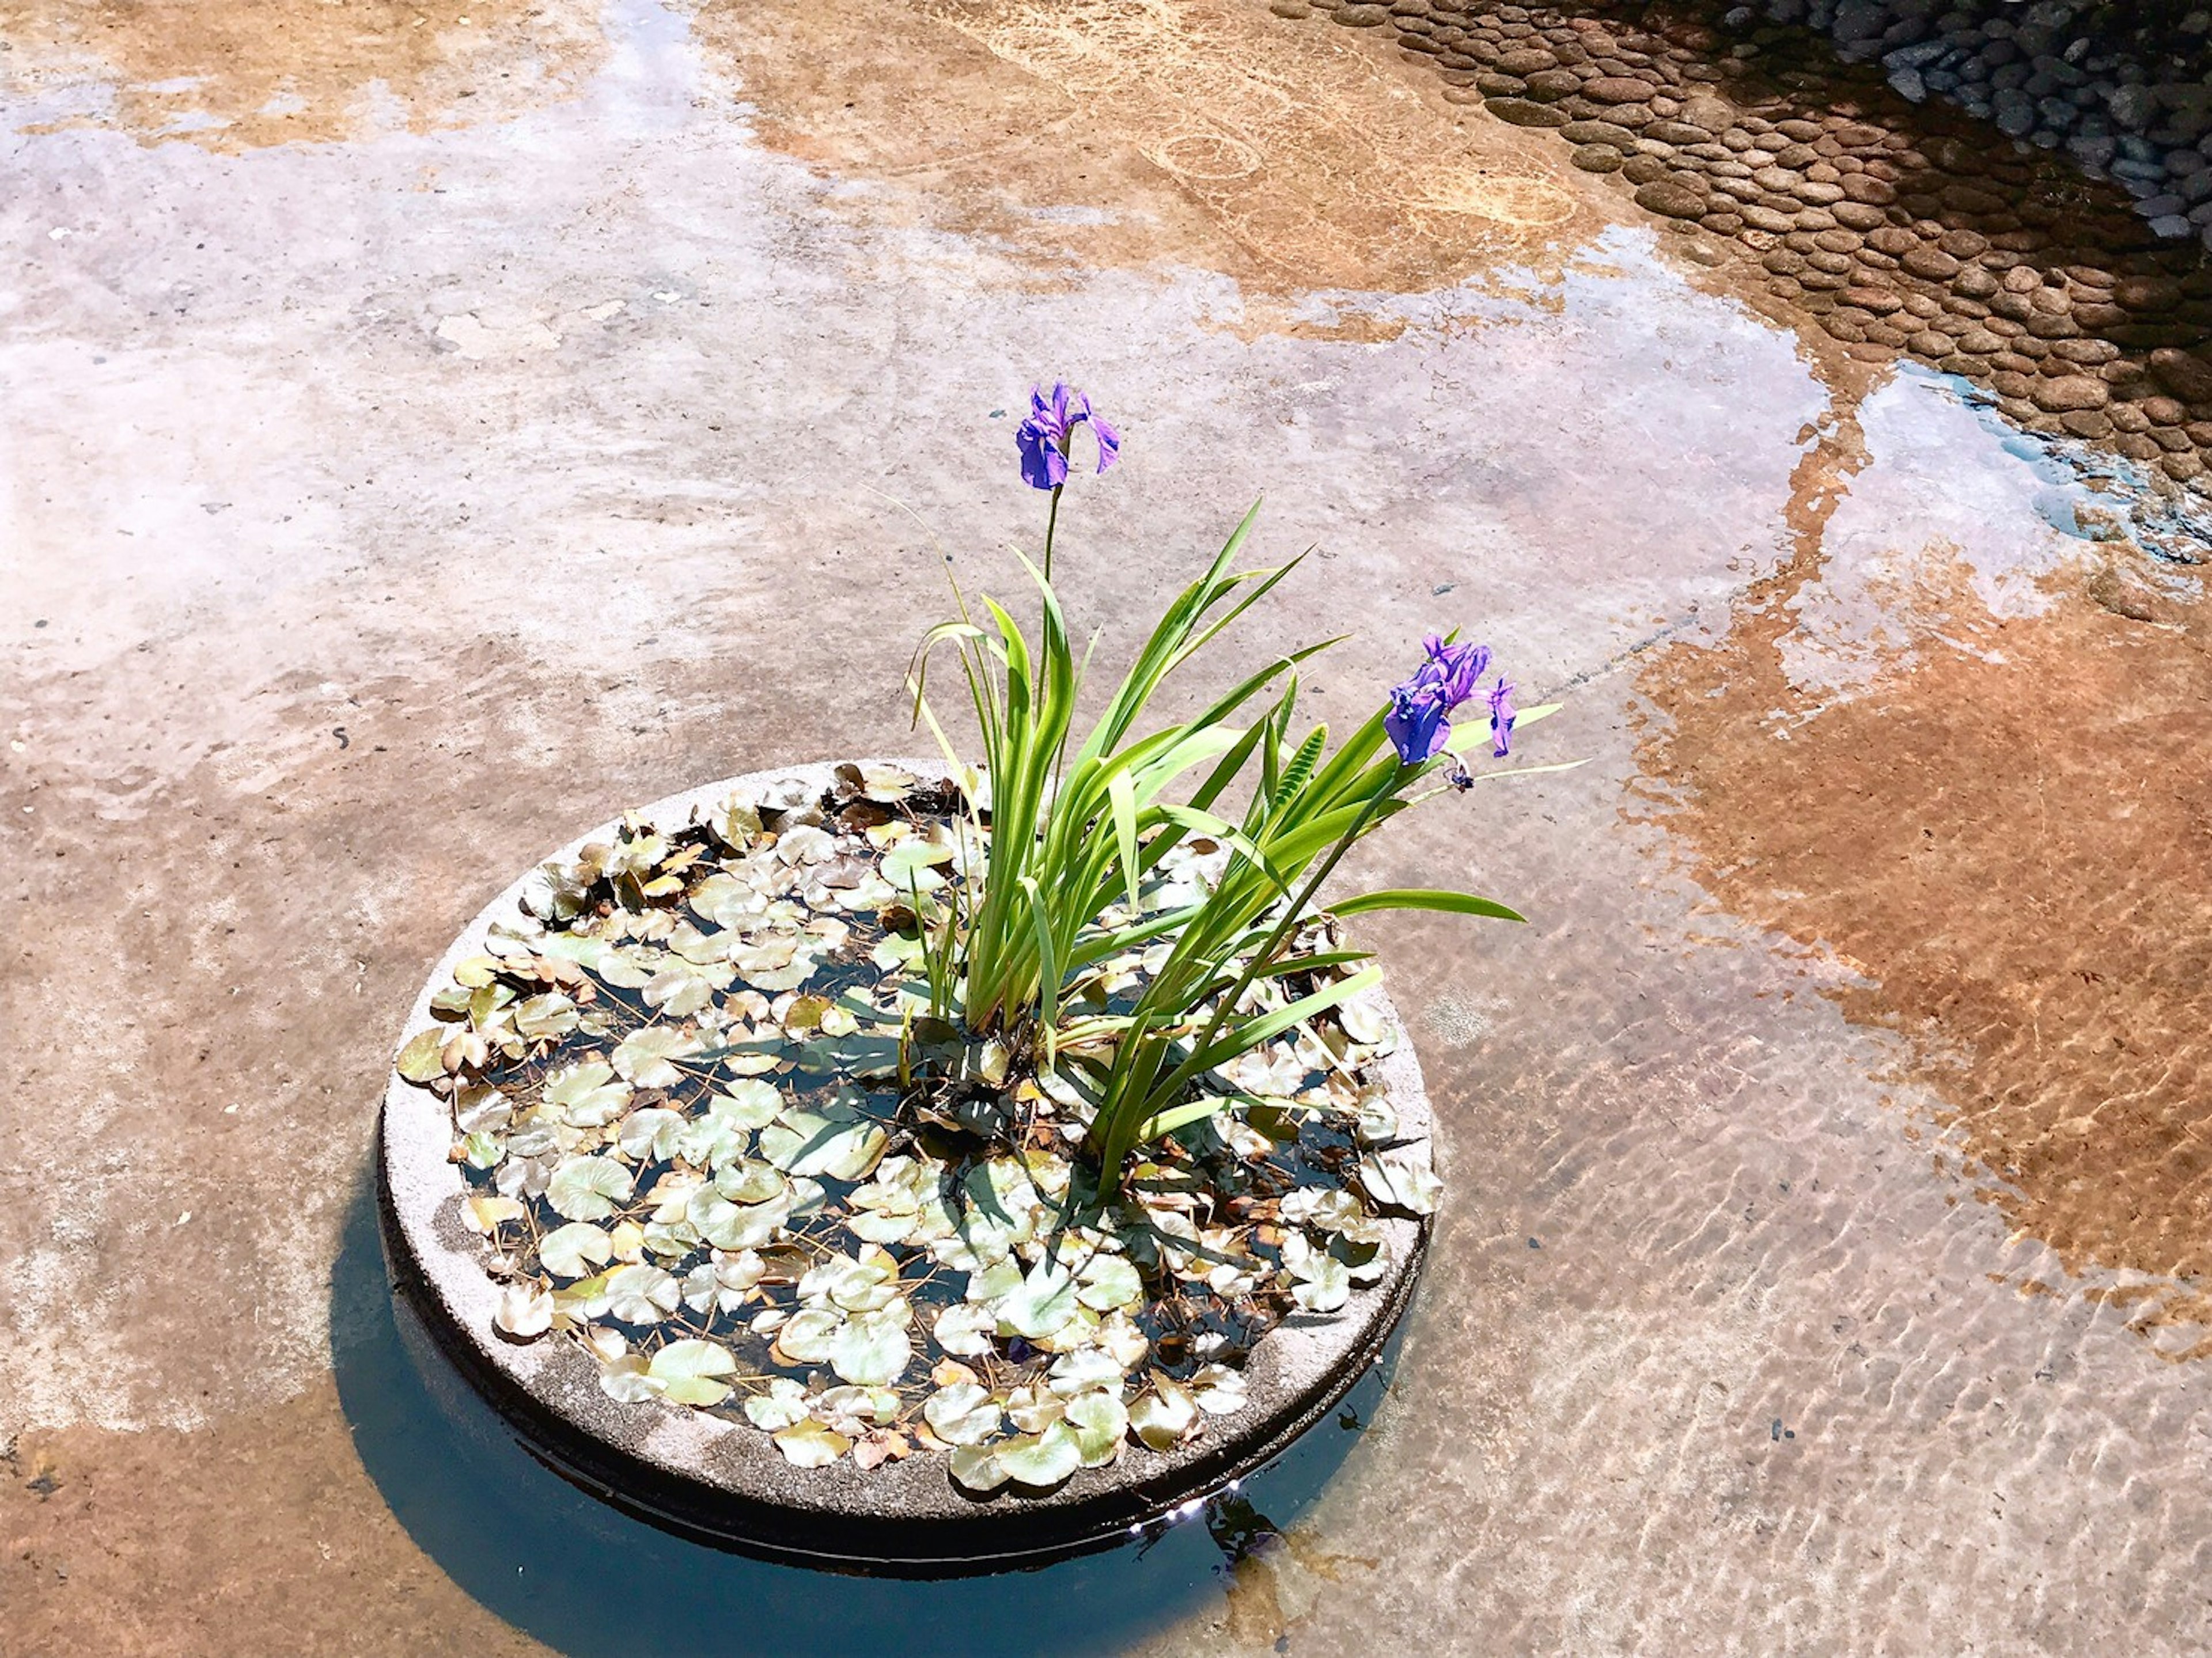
<box><xmin>907</xmin><ymin>381</ymin><xmax>1560</xmax><ymax>1194</ymax></box>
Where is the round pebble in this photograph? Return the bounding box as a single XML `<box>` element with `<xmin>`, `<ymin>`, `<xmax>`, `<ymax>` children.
<box><xmin>1900</xmin><ymin>247</ymin><xmax>1963</xmax><ymax>282</ymax></box>
<box><xmin>2150</xmin><ymin>348</ymin><xmax>2212</xmax><ymax>403</ymax></box>
<box><xmin>1560</xmin><ymin>120</ymin><xmax>1637</xmax><ymax>147</ymax></box>
<box><xmin>1571</xmin><ymin>145</ymin><xmax>1624</xmax><ymax>173</ymax></box>
<box><xmin>1841</xmin><ymin>286</ymin><xmax>1904</xmax><ymax>316</ymax></box>
<box><xmin>1583</xmin><ymin>76</ymin><xmax>1654</xmax><ymax>105</ymax></box>
<box><xmin>1634</xmin><ymin>180</ymin><xmax>1707</xmax><ymax>219</ymax></box>
<box><xmin>2032</xmin><ymin>375</ymin><xmax>2112</xmax><ymax>414</ymax></box>
<box><xmin>1486</xmin><ymin>97</ymin><xmax>1570</xmax><ymax>128</ymax></box>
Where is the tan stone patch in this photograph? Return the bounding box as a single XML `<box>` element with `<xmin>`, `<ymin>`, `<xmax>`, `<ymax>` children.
<box><xmin>1637</xmin><ymin>409</ymin><xmax>2212</xmax><ymax>1350</ymax></box>
<box><xmin>0</xmin><ymin>1384</ymin><xmax>546</xmax><ymax>1655</ymax></box>
<box><xmin>0</xmin><ymin>0</ymin><xmax>603</xmax><ymax>149</ymax></box>
<box><xmin>695</xmin><ymin>0</ymin><xmax>1601</xmax><ymax>296</ymax></box>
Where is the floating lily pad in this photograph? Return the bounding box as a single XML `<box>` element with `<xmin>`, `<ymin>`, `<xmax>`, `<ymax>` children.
<box><xmin>1359</xmin><ymin>1146</ymin><xmax>1441</xmax><ymax>1217</ymax></box>
<box><xmin>649</xmin><ymin>1338</ymin><xmax>738</xmax><ymax>1406</ymax></box>
<box><xmin>1129</xmin><ymin>1379</ymin><xmax>1196</xmax><ymax>1451</ymax></box>
<box><xmin>744</xmin><ymin>1376</ymin><xmax>810</xmax><ymax>1431</ymax></box>
<box><xmin>997</xmin><ymin>1263</ymin><xmax>1079</xmax><ymax>1342</ymax></box>
<box><xmin>612</xmin><ymin>1027</ymin><xmax>699</xmax><ymax>1089</ymax></box>
<box><xmin>546</xmin><ymin>1155</ymin><xmax>634</xmax><ymax>1222</ymax></box>
<box><xmin>773</xmin><ymin>1421</ymin><xmax>850</xmax><ymax>1467</ymax></box>
<box><xmin>494</xmin><ymin>1282</ymin><xmax>554</xmax><ymax>1340</ymax></box>
<box><xmin>1065</xmin><ymin>1391</ymin><xmax>1128</xmax><ymax>1467</ymax></box>
<box><xmin>830</xmin><ymin>1309</ymin><xmax>912</xmax><ymax>1387</ymax></box>
<box><xmin>922</xmin><ymin>1384</ymin><xmax>1002</xmax><ymax>1447</ymax></box>
<box><xmin>996</xmin><ymin>1422</ymin><xmax>1082</xmax><ymax>1489</ymax></box>
<box><xmin>539</xmin><ymin>1221</ymin><xmax>616</xmax><ymax>1279</ymax></box>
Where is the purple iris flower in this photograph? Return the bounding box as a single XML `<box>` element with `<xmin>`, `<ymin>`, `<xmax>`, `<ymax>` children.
<box><xmin>1422</xmin><ymin>633</ymin><xmax>1491</xmax><ymax>705</ymax></box>
<box><xmin>1488</xmin><ymin>677</ymin><xmax>1517</xmax><ymax>758</ymax></box>
<box><xmin>1384</xmin><ymin>633</ymin><xmax>1510</xmax><ymax>767</ymax></box>
<box><xmin>1384</xmin><ymin>678</ymin><xmax>1454</xmax><ymax>765</ymax></box>
<box><xmin>1017</xmin><ymin>381</ymin><xmax>1121</xmax><ymax>491</ymax></box>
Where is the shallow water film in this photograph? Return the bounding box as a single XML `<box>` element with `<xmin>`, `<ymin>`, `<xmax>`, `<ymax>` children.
<box><xmin>7</xmin><ymin>0</ymin><xmax>2212</xmax><ymax>1652</ymax></box>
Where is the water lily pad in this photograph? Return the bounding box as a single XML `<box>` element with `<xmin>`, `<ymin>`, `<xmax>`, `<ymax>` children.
<box><xmin>1355</xmin><ymin>1092</ymin><xmax>1399</xmax><ymax>1145</ymax></box>
<box><xmin>922</xmin><ymin>1383</ymin><xmax>1002</xmax><ymax>1446</ymax></box>
<box><xmin>649</xmin><ymin>1338</ymin><xmax>738</xmax><ymax>1406</ymax></box>
<box><xmin>396</xmin><ymin>1029</ymin><xmax>448</xmax><ymax>1083</ymax></box>
<box><xmin>932</xmin><ymin>1302</ymin><xmax>997</xmax><ymax>1357</ymax></box>
<box><xmin>1096</xmin><ymin>1312</ymin><xmax>1152</xmax><ymax>1371</ymax></box>
<box><xmin>1189</xmin><ymin>1363</ymin><xmax>1248</xmax><ymax>1416</ymax></box>
<box><xmin>645</xmin><ymin>960</ymin><xmax>732</xmax><ymax>1017</ymax></box>
<box><xmin>1281</xmin><ymin>1187</ymin><xmax>1363</xmax><ymax>1232</ymax></box>
<box><xmin>773</xmin><ymin>1421</ymin><xmax>850</xmax><ymax>1467</ymax></box>
<box><xmin>949</xmin><ymin>1444</ymin><xmax>1011</xmax><ymax>1493</ymax></box>
<box><xmin>997</xmin><ymin>1263</ymin><xmax>1079</xmax><ymax>1342</ymax></box>
<box><xmin>801</xmin><ymin>1247</ymin><xmax>902</xmax><ymax>1314</ymax></box>
<box><xmin>777</xmin><ymin>1307</ymin><xmax>843</xmax><ymax>1364</ymax></box>
<box><xmin>759</xmin><ymin>1111</ymin><xmax>888</xmax><ymax>1182</ymax></box>
<box><xmin>996</xmin><ymin>1422</ymin><xmax>1081</xmax><ymax>1489</ymax></box>
<box><xmin>546</xmin><ymin>1155</ymin><xmax>634</xmax><ymax>1222</ymax></box>
<box><xmin>830</xmin><ymin>1310</ymin><xmax>912</xmax><ymax>1387</ymax></box>
<box><xmin>880</xmin><ymin>839</ymin><xmax>953</xmax><ymax>889</ymax></box>
<box><xmin>744</xmin><ymin>1376</ymin><xmax>809</xmax><ymax>1431</ymax></box>
<box><xmin>616</xmin><ymin>1106</ymin><xmax>685</xmax><ymax>1162</ymax></box>
<box><xmin>1046</xmin><ymin>1349</ymin><xmax>1125</xmax><ymax>1400</ymax></box>
<box><xmin>1359</xmin><ymin>1146</ymin><xmax>1441</xmax><ymax>1217</ymax></box>
<box><xmin>597</xmin><ymin>1353</ymin><xmax>661</xmax><ymax>1403</ymax></box>
<box><xmin>1075</xmin><ymin>1254</ymin><xmax>1143</xmax><ymax>1313</ymax></box>
<box><xmin>1291</xmin><ymin>1253</ymin><xmax>1350</xmax><ymax>1312</ymax></box>
<box><xmin>1129</xmin><ymin>1378</ymin><xmax>1196</xmax><ymax>1451</ymax></box>
<box><xmin>494</xmin><ymin>1282</ymin><xmax>554</xmax><ymax>1340</ymax></box>
<box><xmin>1004</xmin><ymin>1385</ymin><xmax>1066</xmax><ymax>1435</ymax></box>
<box><xmin>453</xmin><ymin>1086</ymin><xmax>513</xmax><ymax>1136</ymax></box>
<box><xmin>1065</xmin><ymin>1391</ymin><xmax>1128</xmax><ymax>1467</ymax></box>
<box><xmin>539</xmin><ymin>1221</ymin><xmax>616</xmax><ymax>1279</ymax></box>
<box><xmin>465</xmin><ymin>1194</ymin><xmax>525</xmax><ymax>1234</ymax></box>
<box><xmin>612</xmin><ymin>1027</ymin><xmax>699</xmax><ymax>1089</ymax></box>
<box><xmin>544</xmin><ymin>1061</ymin><xmax>630</xmax><ymax>1128</ymax></box>
<box><xmin>687</xmin><ymin>1181</ymin><xmax>793</xmax><ymax>1251</ymax></box>
<box><xmin>604</xmin><ymin>1264</ymin><xmax>682</xmax><ymax>1324</ymax></box>
<box><xmin>513</xmin><ymin>992</ymin><xmax>580</xmax><ymax>1043</ymax></box>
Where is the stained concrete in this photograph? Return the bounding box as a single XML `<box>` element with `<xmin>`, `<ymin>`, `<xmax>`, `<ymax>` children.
<box><xmin>4</xmin><ymin>0</ymin><xmax>2211</xmax><ymax>1653</ymax></box>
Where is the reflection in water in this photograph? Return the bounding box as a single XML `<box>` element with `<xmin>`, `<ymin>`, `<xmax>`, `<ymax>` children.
<box><xmin>331</xmin><ymin>1176</ymin><xmax>1400</xmax><ymax>1655</ymax></box>
<box><xmin>1637</xmin><ymin>362</ymin><xmax>2212</xmax><ymax>1356</ymax></box>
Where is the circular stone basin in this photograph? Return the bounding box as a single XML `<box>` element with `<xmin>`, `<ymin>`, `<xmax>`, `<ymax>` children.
<box><xmin>378</xmin><ymin>760</ymin><xmax>1434</xmax><ymax>1576</ymax></box>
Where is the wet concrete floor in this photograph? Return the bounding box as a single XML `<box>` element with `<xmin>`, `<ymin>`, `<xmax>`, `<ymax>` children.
<box><xmin>3</xmin><ymin>0</ymin><xmax>2211</xmax><ymax>1652</ymax></box>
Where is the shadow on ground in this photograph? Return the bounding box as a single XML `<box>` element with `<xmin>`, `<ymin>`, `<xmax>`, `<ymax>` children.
<box><xmin>329</xmin><ymin>1165</ymin><xmax>1402</xmax><ymax>1656</ymax></box>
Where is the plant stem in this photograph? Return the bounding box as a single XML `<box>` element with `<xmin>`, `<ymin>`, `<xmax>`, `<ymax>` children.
<box><xmin>1042</xmin><ymin>483</ymin><xmax>1063</xmax><ymax>583</ymax></box>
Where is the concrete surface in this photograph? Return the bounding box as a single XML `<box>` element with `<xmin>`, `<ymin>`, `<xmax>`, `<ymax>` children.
<box><xmin>4</xmin><ymin>0</ymin><xmax>2211</xmax><ymax>1653</ymax></box>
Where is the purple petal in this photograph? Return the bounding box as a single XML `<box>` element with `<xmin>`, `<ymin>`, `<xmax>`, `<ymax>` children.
<box><xmin>1089</xmin><ymin>409</ymin><xmax>1120</xmax><ymax>473</ymax></box>
<box><xmin>1385</xmin><ymin>682</ymin><xmax>1452</xmax><ymax>765</ymax></box>
<box><xmin>1423</xmin><ymin>634</ymin><xmax>1491</xmax><ymax>708</ymax></box>
<box><xmin>1488</xmin><ymin>677</ymin><xmax>1517</xmax><ymax>758</ymax></box>
<box><xmin>1017</xmin><ymin>416</ymin><xmax>1069</xmax><ymax>490</ymax></box>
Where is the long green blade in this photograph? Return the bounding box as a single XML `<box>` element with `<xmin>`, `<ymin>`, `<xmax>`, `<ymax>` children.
<box><xmin>1328</xmin><ymin>888</ymin><xmax>1527</xmax><ymax>923</ymax></box>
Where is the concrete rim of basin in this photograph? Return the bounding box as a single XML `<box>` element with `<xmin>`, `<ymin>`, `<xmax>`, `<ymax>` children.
<box><xmin>377</xmin><ymin>759</ymin><xmax>1435</xmax><ymax>1576</ymax></box>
